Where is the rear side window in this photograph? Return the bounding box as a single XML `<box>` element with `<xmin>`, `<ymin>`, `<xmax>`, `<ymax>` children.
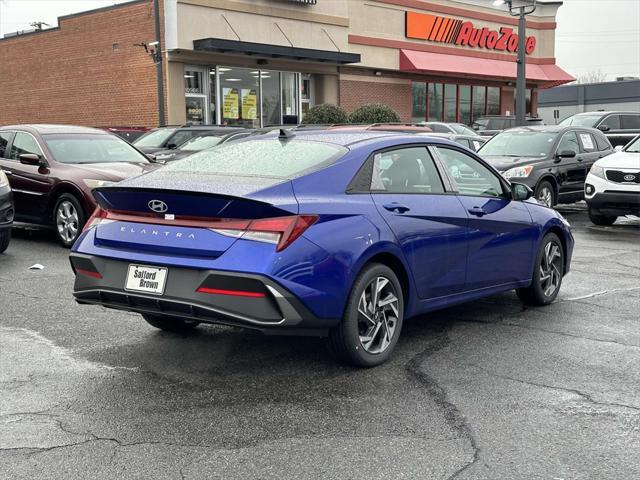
<box><xmin>371</xmin><ymin>147</ymin><xmax>444</xmax><ymax>194</ymax></box>
<box><xmin>429</xmin><ymin>124</ymin><xmax>450</xmax><ymax>133</ymax></box>
<box><xmin>0</xmin><ymin>132</ymin><xmax>11</xmax><ymax>158</ymax></box>
<box><xmin>10</xmin><ymin>132</ymin><xmax>44</xmax><ymax>160</ymax></box>
<box><xmin>595</xmin><ymin>134</ymin><xmax>612</xmax><ymax>152</ymax></box>
<box><xmin>621</xmin><ymin>114</ymin><xmax>640</xmax><ymax>130</ymax></box>
<box><xmin>164</xmin><ymin>139</ymin><xmax>347</xmax><ymax>179</ymax></box>
<box><xmin>578</xmin><ymin>132</ymin><xmax>597</xmax><ymax>152</ymax></box>
<box><xmin>599</xmin><ymin>115</ymin><xmax>620</xmax><ymax>130</ymax></box>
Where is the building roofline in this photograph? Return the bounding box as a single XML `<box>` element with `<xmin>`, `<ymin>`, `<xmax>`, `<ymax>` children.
<box><xmin>1</xmin><ymin>0</ymin><xmax>149</xmax><ymax>43</ymax></box>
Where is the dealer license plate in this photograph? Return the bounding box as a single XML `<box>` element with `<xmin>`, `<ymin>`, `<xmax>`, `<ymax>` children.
<box><xmin>125</xmin><ymin>264</ymin><xmax>168</xmax><ymax>295</ymax></box>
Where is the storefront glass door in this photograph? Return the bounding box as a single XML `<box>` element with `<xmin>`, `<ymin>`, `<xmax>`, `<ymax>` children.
<box><xmin>219</xmin><ymin>67</ymin><xmax>260</xmax><ymax>127</ymax></box>
<box><xmin>184</xmin><ymin>67</ymin><xmax>208</xmax><ymax>125</ymax></box>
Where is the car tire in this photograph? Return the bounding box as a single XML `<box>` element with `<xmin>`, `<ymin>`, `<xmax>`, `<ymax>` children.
<box><xmin>588</xmin><ymin>207</ymin><xmax>617</xmax><ymax>226</ymax></box>
<box><xmin>534</xmin><ymin>180</ymin><xmax>556</xmax><ymax>208</ymax></box>
<box><xmin>516</xmin><ymin>233</ymin><xmax>564</xmax><ymax>306</ymax></box>
<box><xmin>53</xmin><ymin>194</ymin><xmax>86</xmax><ymax>248</ymax></box>
<box><xmin>142</xmin><ymin>314</ymin><xmax>201</xmax><ymax>333</ymax></box>
<box><xmin>0</xmin><ymin>229</ymin><xmax>10</xmax><ymax>254</ymax></box>
<box><xmin>328</xmin><ymin>263</ymin><xmax>404</xmax><ymax>368</ymax></box>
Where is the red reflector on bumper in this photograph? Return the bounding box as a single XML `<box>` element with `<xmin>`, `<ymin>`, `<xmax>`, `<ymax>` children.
<box><xmin>76</xmin><ymin>268</ymin><xmax>102</xmax><ymax>279</ymax></box>
<box><xmin>196</xmin><ymin>287</ymin><xmax>266</xmax><ymax>298</ymax></box>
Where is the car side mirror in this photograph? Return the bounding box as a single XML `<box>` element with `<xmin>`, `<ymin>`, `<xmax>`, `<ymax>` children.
<box><xmin>511</xmin><ymin>182</ymin><xmax>533</xmax><ymax>201</ymax></box>
<box><xmin>146</xmin><ymin>153</ymin><xmax>157</xmax><ymax>162</ymax></box>
<box><xmin>597</xmin><ymin>124</ymin><xmax>610</xmax><ymax>132</ymax></box>
<box><xmin>556</xmin><ymin>149</ymin><xmax>576</xmax><ymax>160</ymax></box>
<box><xmin>614</xmin><ymin>145</ymin><xmax>623</xmax><ymax>152</ymax></box>
<box><xmin>167</xmin><ymin>143</ymin><xmax>178</xmax><ymax>150</ymax></box>
<box><xmin>19</xmin><ymin>153</ymin><xmax>44</xmax><ymax>166</ymax></box>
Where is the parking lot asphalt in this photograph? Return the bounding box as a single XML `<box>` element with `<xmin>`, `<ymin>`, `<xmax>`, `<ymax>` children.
<box><xmin>0</xmin><ymin>205</ymin><xmax>638</xmax><ymax>480</ymax></box>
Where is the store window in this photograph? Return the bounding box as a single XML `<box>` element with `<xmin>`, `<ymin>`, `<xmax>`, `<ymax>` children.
<box><xmin>301</xmin><ymin>74</ymin><xmax>314</xmax><ymax>122</ymax></box>
<box><xmin>185</xmin><ymin>66</ymin><xmax>305</xmax><ymax>127</ymax></box>
<box><xmin>427</xmin><ymin>83</ymin><xmax>443</xmax><ymax>121</ymax></box>
<box><xmin>282</xmin><ymin>72</ymin><xmax>299</xmax><ymax>125</ymax></box>
<box><xmin>443</xmin><ymin>84</ymin><xmax>457</xmax><ymax>122</ymax></box>
<box><xmin>184</xmin><ymin>68</ymin><xmax>207</xmax><ymax>125</ymax></box>
<box><xmin>487</xmin><ymin>87</ymin><xmax>500</xmax><ymax>115</ymax></box>
<box><xmin>471</xmin><ymin>86</ymin><xmax>486</xmax><ymax>123</ymax></box>
<box><xmin>459</xmin><ymin>85</ymin><xmax>471</xmax><ymax>126</ymax></box>
<box><xmin>412</xmin><ymin>82</ymin><xmax>427</xmax><ymax>123</ymax></box>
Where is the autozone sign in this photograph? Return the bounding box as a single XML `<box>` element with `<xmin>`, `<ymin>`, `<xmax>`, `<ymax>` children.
<box><xmin>405</xmin><ymin>11</ymin><xmax>536</xmax><ymax>54</ymax></box>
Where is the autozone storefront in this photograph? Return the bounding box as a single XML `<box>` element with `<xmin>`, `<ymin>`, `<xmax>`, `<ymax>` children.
<box><xmin>164</xmin><ymin>0</ymin><xmax>573</xmax><ymax>126</ymax></box>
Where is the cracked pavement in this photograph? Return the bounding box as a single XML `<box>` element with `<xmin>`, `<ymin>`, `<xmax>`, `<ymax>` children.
<box><xmin>0</xmin><ymin>207</ymin><xmax>638</xmax><ymax>479</ymax></box>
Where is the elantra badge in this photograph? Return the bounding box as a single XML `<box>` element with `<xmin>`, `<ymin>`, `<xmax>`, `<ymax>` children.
<box><xmin>623</xmin><ymin>174</ymin><xmax>636</xmax><ymax>182</ymax></box>
<box><xmin>148</xmin><ymin>200</ymin><xmax>168</xmax><ymax>213</ymax></box>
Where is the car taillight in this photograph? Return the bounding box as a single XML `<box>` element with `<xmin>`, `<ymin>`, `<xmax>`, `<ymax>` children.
<box><xmin>210</xmin><ymin>215</ymin><xmax>318</xmax><ymax>252</ymax></box>
<box><xmin>83</xmin><ymin>207</ymin><xmax>109</xmax><ymax>232</ymax></box>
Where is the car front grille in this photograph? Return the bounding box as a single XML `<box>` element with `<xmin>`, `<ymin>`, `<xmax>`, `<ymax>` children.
<box><xmin>605</xmin><ymin>170</ymin><xmax>640</xmax><ymax>183</ymax></box>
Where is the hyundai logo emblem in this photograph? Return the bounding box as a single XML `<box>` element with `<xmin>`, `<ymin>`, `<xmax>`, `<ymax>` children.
<box><xmin>148</xmin><ymin>200</ymin><xmax>168</xmax><ymax>213</ymax></box>
<box><xmin>623</xmin><ymin>174</ymin><xmax>636</xmax><ymax>182</ymax></box>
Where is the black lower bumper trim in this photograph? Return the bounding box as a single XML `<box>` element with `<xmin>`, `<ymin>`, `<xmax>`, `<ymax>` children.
<box><xmin>587</xmin><ymin>191</ymin><xmax>640</xmax><ymax>215</ymax></box>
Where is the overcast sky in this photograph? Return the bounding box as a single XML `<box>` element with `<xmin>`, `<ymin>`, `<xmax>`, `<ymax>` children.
<box><xmin>0</xmin><ymin>0</ymin><xmax>638</xmax><ymax>81</ymax></box>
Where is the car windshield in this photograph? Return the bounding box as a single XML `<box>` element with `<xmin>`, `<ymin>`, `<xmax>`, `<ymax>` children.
<box><xmin>451</xmin><ymin>124</ymin><xmax>477</xmax><ymax>136</ymax></box>
<box><xmin>624</xmin><ymin>136</ymin><xmax>640</xmax><ymax>153</ymax></box>
<box><xmin>178</xmin><ymin>135</ymin><xmax>223</xmax><ymax>151</ymax></box>
<box><xmin>163</xmin><ymin>139</ymin><xmax>347</xmax><ymax>178</ymax></box>
<box><xmin>559</xmin><ymin>115</ymin><xmax>601</xmax><ymax>127</ymax></box>
<box><xmin>44</xmin><ymin>134</ymin><xmax>149</xmax><ymax>164</ymax></box>
<box><xmin>133</xmin><ymin>128</ymin><xmax>177</xmax><ymax>148</ymax></box>
<box><xmin>479</xmin><ymin>131</ymin><xmax>556</xmax><ymax>157</ymax></box>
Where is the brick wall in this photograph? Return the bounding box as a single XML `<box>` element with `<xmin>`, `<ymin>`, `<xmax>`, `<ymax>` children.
<box><xmin>0</xmin><ymin>0</ymin><xmax>164</xmax><ymax>128</ymax></box>
<box><xmin>339</xmin><ymin>79</ymin><xmax>412</xmax><ymax>122</ymax></box>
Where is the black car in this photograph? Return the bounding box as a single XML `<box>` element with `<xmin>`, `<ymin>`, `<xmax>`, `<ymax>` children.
<box><xmin>132</xmin><ymin>125</ymin><xmax>243</xmax><ymax>154</ymax></box>
<box><xmin>419</xmin><ymin>132</ymin><xmax>486</xmax><ymax>152</ymax></box>
<box><xmin>0</xmin><ymin>167</ymin><xmax>14</xmax><ymax>253</ymax></box>
<box><xmin>152</xmin><ymin>129</ymin><xmax>251</xmax><ymax>163</ymax></box>
<box><xmin>472</xmin><ymin>115</ymin><xmax>545</xmax><ymax>137</ymax></box>
<box><xmin>479</xmin><ymin>126</ymin><xmax>614</xmax><ymax>207</ymax></box>
<box><xmin>559</xmin><ymin>111</ymin><xmax>640</xmax><ymax>148</ymax></box>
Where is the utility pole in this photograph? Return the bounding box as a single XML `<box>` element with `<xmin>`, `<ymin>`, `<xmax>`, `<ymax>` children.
<box><xmin>153</xmin><ymin>0</ymin><xmax>165</xmax><ymax>127</ymax></box>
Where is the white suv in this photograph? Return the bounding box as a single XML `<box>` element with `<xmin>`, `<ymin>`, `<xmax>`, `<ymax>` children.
<box><xmin>585</xmin><ymin>135</ymin><xmax>640</xmax><ymax>225</ymax></box>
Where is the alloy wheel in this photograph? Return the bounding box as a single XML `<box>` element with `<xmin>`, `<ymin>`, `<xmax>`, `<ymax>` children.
<box><xmin>537</xmin><ymin>186</ymin><xmax>553</xmax><ymax>207</ymax></box>
<box><xmin>56</xmin><ymin>200</ymin><xmax>79</xmax><ymax>244</ymax></box>
<box><xmin>357</xmin><ymin>276</ymin><xmax>400</xmax><ymax>354</ymax></box>
<box><xmin>540</xmin><ymin>241</ymin><xmax>562</xmax><ymax>297</ymax></box>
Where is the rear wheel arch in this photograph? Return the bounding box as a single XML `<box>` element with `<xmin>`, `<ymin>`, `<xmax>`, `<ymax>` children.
<box><xmin>47</xmin><ymin>184</ymin><xmax>91</xmax><ymax>224</ymax></box>
<box><xmin>356</xmin><ymin>251</ymin><xmax>411</xmax><ymax>311</ymax></box>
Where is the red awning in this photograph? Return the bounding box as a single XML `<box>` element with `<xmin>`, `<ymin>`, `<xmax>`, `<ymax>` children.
<box><xmin>399</xmin><ymin>49</ymin><xmax>574</xmax><ymax>88</ymax></box>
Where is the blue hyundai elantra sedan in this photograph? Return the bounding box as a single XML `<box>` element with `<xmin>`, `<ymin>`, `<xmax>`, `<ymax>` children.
<box><xmin>70</xmin><ymin>130</ymin><xmax>573</xmax><ymax>367</ymax></box>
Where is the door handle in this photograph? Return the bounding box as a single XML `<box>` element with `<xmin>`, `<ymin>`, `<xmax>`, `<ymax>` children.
<box><xmin>468</xmin><ymin>206</ymin><xmax>487</xmax><ymax>217</ymax></box>
<box><xmin>576</xmin><ymin>156</ymin><xmax>584</xmax><ymax>161</ymax></box>
<box><xmin>383</xmin><ymin>203</ymin><xmax>411</xmax><ymax>213</ymax></box>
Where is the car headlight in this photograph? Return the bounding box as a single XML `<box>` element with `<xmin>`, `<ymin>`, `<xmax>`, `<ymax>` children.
<box><xmin>0</xmin><ymin>170</ymin><xmax>8</xmax><ymax>188</ymax></box>
<box><xmin>503</xmin><ymin>165</ymin><xmax>534</xmax><ymax>179</ymax></box>
<box><xmin>83</xmin><ymin>179</ymin><xmax>114</xmax><ymax>190</ymax></box>
<box><xmin>589</xmin><ymin>164</ymin><xmax>605</xmax><ymax>179</ymax></box>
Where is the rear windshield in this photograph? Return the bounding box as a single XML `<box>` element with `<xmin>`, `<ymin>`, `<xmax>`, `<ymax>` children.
<box><xmin>133</xmin><ymin>128</ymin><xmax>177</xmax><ymax>148</ymax></box>
<box><xmin>43</xmin><ymin>134</ymin><xmax>149</xmax><ymax>164</ymax></box>
<box><xmin>559</xmin><ymin>115</ymin><xmax>600</xmax><ymax>127</ymax></box>
<box><xmin>479</xmin><ymin>130</ymin><xmax>556</xmax><ymax>157</ymax></box>
<box><xmin>163</xmin><ymin>139</ymin><xmax>347</xmax><ymax>178</ymax></box>
<box><xmin>178</xmin><ymin>135</ymin><xmax>223</xmax><ymax>151</ymax></box>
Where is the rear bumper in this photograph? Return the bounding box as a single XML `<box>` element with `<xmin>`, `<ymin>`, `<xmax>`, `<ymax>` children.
<box><xmin>70</xmin><ymin>252</ymin><xmax>338</xmax><ymax>335</ymax></box>
<box><xmin>586</xmin><ymin>191</ymin><xmax>640</xmax><ymax>216</ymax></box>
<box><xmin>0</xmin><ymin>186</ymin><xmax>14</xmax><ymax>230</ymax></box>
